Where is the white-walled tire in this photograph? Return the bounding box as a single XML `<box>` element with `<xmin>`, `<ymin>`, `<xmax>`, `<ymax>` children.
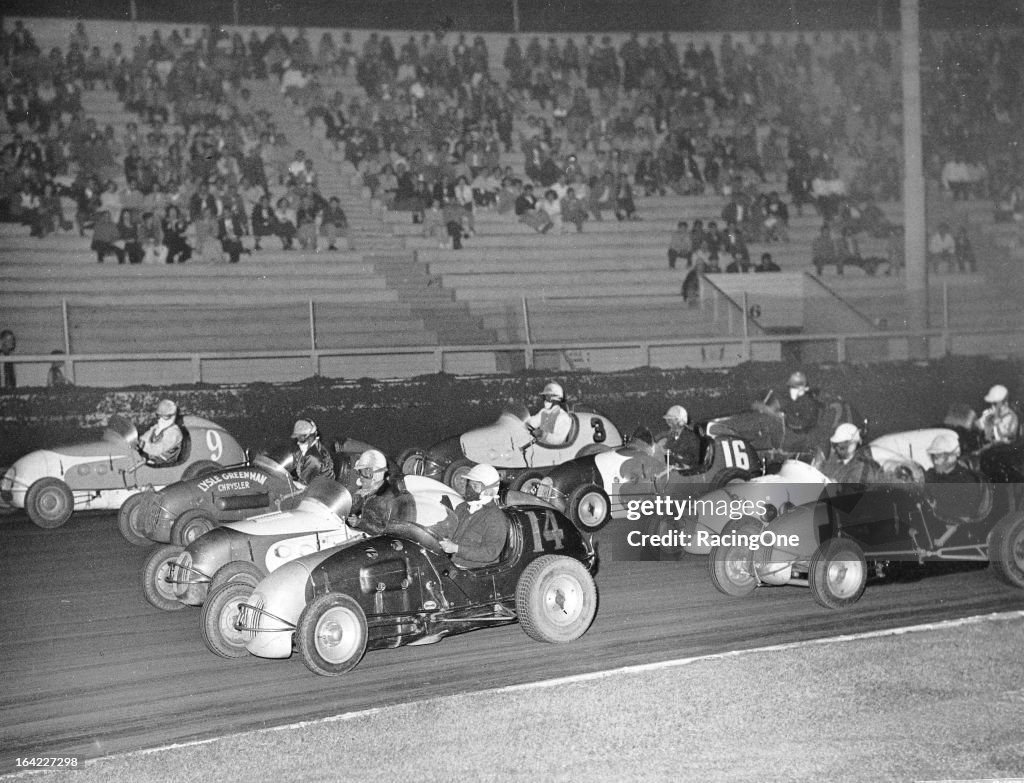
<box><xmin>296</xmin><ymin>593</ymin><xmax>368</xmax><ymax>676</ymax></box>
<box><xmin>201</xmin><ymin>582</ymin><xmax>253</xmax><ymax>658</ymax></box>
<box><xmin>516</xmin><ymin>556</ymin><xmax>597</xmax><ymax>644</ymax></box>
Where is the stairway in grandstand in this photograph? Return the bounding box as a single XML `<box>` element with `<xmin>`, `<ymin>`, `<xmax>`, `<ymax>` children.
<box><xmin>239</xmin><ymin>78</ymin><xmax>499</xmax><ymax>348</ymax></box>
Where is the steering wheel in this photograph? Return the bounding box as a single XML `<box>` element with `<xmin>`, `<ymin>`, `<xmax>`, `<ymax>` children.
<box><xmin>385</xmin><ymin>520</ymin><xmax>448</xmax><ymax>554</ymax></box>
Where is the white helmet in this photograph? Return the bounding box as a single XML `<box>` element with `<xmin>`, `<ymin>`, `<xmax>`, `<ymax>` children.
<box><xmin>354</xmin><ymin>449</ymin><xmax>387</xmax><ymax>475</ymax></box>
<box><xmin>541</xmin><ymin>381</ymin><xmax>564</xmax><ymax>402</ymax></box>
<box><xmin>157</xmin><ymin>399</ymin><xmax>178</xmax><ymax>417</ymax></box>
<box><xmin>926</xmin><ymin>432</ymin><xmax>961</xmax><ymax>456</ymax></box>
<box><xmin>985</xmin><ymin>384</ymin><xmax>1009</xmax><ymax>404</ymax></box>
<box><xmin>464</xmin><ymin>463</ymin><xmax>500</xmax><ymax>500</ymax></box>
<box><xmin>292</xmin><ymin>419</ymin><xmax>318</xmax><ymax>441</ymax></box>
<box><xmin>664</xmin><ymin>405</ymin><xmax>689</xmax><ymax>426</ymax></box>
<box><xmin>830</xmin><ymin>423</ymin><xmax>862</xmax><ymax>444</ymax></box>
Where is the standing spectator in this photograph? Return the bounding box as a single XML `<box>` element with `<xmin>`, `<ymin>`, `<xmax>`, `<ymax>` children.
<box><xmin>0</xmin><ymin>330</ymin><xmax>15</xmax><ymax>390</ymax></box>
<box><xmin>218</xmin><ymin>207</ymin><xmax>247</xmax><ymax>263</ymax></box>
<box><xmin>614</xmin><ymin>173</ymin><xmax>639</xmax><ymax>221</ymax></box>
<box><xmin>561</xmin><ymin>187</ymin><xmax>588</xmax><ymax>233</ymax></box>
<box><xmin>321</xmin><ymin>196</ymin><xmax>351</xmax><ymax>251</ymax></box>
<box><xmin>47</xmin><ymin>350</ymin><xmax>70</xmax><ymax>387</ymax></box>
<box><xmin>667</xmin><ymin>221</ymin><xmax>692</xmax><ymax>269</ymax></box>
<box><xmin>811</xmin><ymin>224</ymin><xmax>838</xmax><ymax>276</ymax></box>
<box><xmin>954</xmin><ymin>225</ymin><xmax>976</xmax><ymax>273</ymax></box>
<box><xmin>274</xmin><ymin>196</ymin><xmax>298</xmax><ymax>249</ymax></box>
<box><xmin>192</xmin><ymin>206</ymin><xmax>220</xmax><ymax>263</ymax></box>
<box><xmin>91</xmin><ymin>210</ymin><xmax>125</xmax><ymax>263</ymax></box>
<box><xmin>928</xmin><ymin>223</ymin><xmax>956</xmax><ymax>273</ymax></box>
<box><xmin>138</xmin><ymin>212</ymin><xmax>167</xmax><ymax>264</ymax></box>
<box><xmin>295</xmin><ymin>194</ymin><xmax>320</xmax><ymax>251</ymax></box>
<box><xmin>422</xmin><ymin>199</ymin><xmax>448</xmax><ymax>248</ymax></box>
<box><xmin>116</xmin><ymin>208</ymin><xmax>143</xmax><ymax>264</ymax></box>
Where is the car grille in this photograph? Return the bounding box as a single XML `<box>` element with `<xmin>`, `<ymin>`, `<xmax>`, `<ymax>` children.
<box><xmin>238</xmin><ymin>594</ymin><xmax>263</xmax><ymax>638</ymax></box>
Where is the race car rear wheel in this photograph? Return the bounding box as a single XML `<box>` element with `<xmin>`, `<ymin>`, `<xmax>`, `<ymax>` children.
<box><xmin>297</xmin><ymin>593</ymin><xmax>368</xmax><ymax>676</ymax></box>
<box><xmin>709</xmin><ymin>467</ymin><xmax>750</xmax><ymax>489</ymax></box>
<box><xmin>708</xmin><ymin>521</ymin><xmax>759</xmax><ymax>597</ymax></box>
<box><xmin>443</xmin><ymin>458</ymin><xmax>476</xmax><ymax>495</ymax></box>
<box><xmin>201</xmin><ymin>582</ymin><xmax>254</xmax><ymax>658</ymax></box>
<box><xmin>645</xmin><ymin>515</ymin><xmax>684</xmax><ymax>561</ymax></box>
<box><xmin>809</xmin><ymin>538</ymin><xmax>867</xmax><ymax>609</ymax></box>
<box><xmin>171</xmin><ymin>509</ymin><xmax>215</xmax><ymax>546</ymax></box>
<box><xmin>142</xmin><ymin>544</ymin><xmax>186</xmax><ymax>612</ymax></box>
<box><xmin>988</xmin><ymin>513</ymin><xmax>1024</xmax><ymax>589</ymax></box>
<box><xmin>516</xmin><ymin>555</ymin><xmax>598</xmax><ymax>644</ymax></box>
<box><xmin>567</xmin><ymin>483</ymin><xmax>611</xmax><ymax>532</ymax></box>
<box><xmin>210</xmin><ymin>560</ymin><xmax>266</xmax><ymax>593</ymax></box>
<box><xmin>25</xmin><ymin>477</ymin><xmax>74</xmax><ymax>529</ymax></box>
<box><xmin>509</xmin><ymin>469</ymin><xmax>547</xmax><ymax>496</ymax></box>
<box><xmin>118</xmin><ymin>492</ymin><xmax>150</xmax><ymax>546</ymax></box>
<box><xmin>397</xmin><ymin>448</ymin><xmax>428</xmax><ymax>476</ymax></box>
<box><xmin>181</xmin><ymin>460</ymin><xmax>220</xmax><ymax>481</ymax></box>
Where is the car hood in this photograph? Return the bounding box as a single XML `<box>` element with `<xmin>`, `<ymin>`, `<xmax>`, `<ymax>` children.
<box><xmin>458</xmin><ymin>412</ymin><xmax>533</xmax><ymax>465</ymax></box>
<box><xmin>7</xmin><ymin>447</ymin><xmax>127</xmax><ymax>489</ymax></box>
<box><xmin>223</xmin><ymin>505</ymin><xmax>347</xmax><ymax>536</ymax></box>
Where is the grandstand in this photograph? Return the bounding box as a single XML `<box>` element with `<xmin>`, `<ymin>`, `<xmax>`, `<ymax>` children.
<box><xmin>1</xmin><ymin>17</ymin><xmax>1022</xmax><ymax>388</ymax></box>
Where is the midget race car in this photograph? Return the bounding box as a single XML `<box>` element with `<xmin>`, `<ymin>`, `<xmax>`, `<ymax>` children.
<box><xmin>673</xmin><ymin>428</ymin><xmax>952</xmax><ymax>557</ymax></box>
<box><xmin>399</xmin><ymin>403</ymin><xmax>622</xmax><ymax>492</ymax></box>
<box><xmin>235</xmin><ymin>490</ymin><xmax>598</xmax><ymax>676</ymax></box>
<box><xmin>707</xmin><ymin>396</ymin><xmax>865</xmax><ymax>469</ymax></box>
<box><xmin>118</xmin><ymin>437</ymin><xmax>378</xmax><ymax>547</ymax></box>
<box><xmin>514</xmin><ymin>425</ymin><xmax>759</xmax><ymax>532</ymax></box>
<box><xmin>0</xmin><ymin>415</ymin><xmax>245</xmax><ymax>529</ymax></box>
<box><xmin>707</xmin><ymin>439</ymin><xmax>1024</xmax><ymax>609</ymax></box>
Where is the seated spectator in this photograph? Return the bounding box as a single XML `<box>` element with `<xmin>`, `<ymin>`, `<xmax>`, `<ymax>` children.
<box><xmin>218</xmin><ymin>207</ymin><xmax>247</xmax><ymax>263</ymax></box>
<box><xmin>928</xmin><ymin>223</ymin><xmax>956</xmax><ymax>273</ymax></box>
<box><xmin>91</xmin><ymin>210</ymin><xmax>125</xmax><ymax>263</ymax></box>
<box><xmin>138</xmin><ymin>211</ymin><xmax>167</xmax><ymax>264</ymax></box>
<box><xmin>835</xmin><ymin>226</ymin><xmax>861</xmax><ymax>275</ymax></box>
<box><xmin>250</xmin><ymin>194</ymin><xmax>276</xmax><ymax>250</ymax></box>
<box><xmin>422</xmin><ymin>199</ymin><xmax>448</xmax><ymax>248</ymax></box>
<box><xmin>116</xmin><ymin>208</ymin><xmax>143</xmax><ymax>264</ymax></box>
<box><xmin>755</xmin><ymin>252</ymin><xmax>781</xmax><ymax>272</ymax></box>
<box><xmin>762</xmin><ymin>192</ymin><xmax>789</xmax><ymax>242</ymax></box>
<box><xmin>192</xmin><ymin>206</ymin><xmax>220</xmax><ymax>263</ymax></box>
<box><xmin>162</xmin><ymin>205</ymin><xmax>191</xmax><ymax>263</ymax></box>
<box><xmin>515</xmin><ymin>184</ymin><xmax>552</xmax><ymax>233</ymax></box>
<box><xmin>540</xmin><ymin>188</ymin><xmax>563</xmax><ymax>233</ymax></box>
<box><xmin>443</xmin><ymin>199</ymin><xmax>470</xmax><ymax>250</ymax></box>
<box><xmin>321</xmin><ymin>196</ymin><xmax>351</xmax><ymax>251</ymax></box>
<box><xmin>274</xmin><ymin>196</ymin><xmax>297</xmax><ymax>249</ymax></box>
<box><xmin>588</xmin><ymin>172</ymin><xmax>614</xmax><ymax>221</ymax></box>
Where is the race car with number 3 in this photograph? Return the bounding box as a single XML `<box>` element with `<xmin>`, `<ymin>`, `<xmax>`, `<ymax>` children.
<box><xmin>0</xmin><ymin>415</ymin><xmax>245</xmax><ymax>529</ymax></box>
<box><xmin>236</xmin><ymin>490</ymin><xmax>598</xmax><ymax>675</ymax></box>
<box><xmin>513</xmin><ymin>425</ymin><xmax>759</xmax><ymax>532</ymax></box>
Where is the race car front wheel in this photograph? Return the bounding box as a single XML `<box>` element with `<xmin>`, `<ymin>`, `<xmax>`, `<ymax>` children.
<box><xmin>171</xmin><ymin>509</ymin><xmax>215</xmax><ymax>546</ymax></box>
<box><xmin>201</xmin><ymin>582</ymin><xmax>254</xmax><ymax>658</ymax></box>
<box><xmin>25</xmin><ymin>477</ymin><xmax>74</xmax><ymax>529</ymax></box>
<box><xmin>142</xmin><ymin>544</ymin><xmax>186</xmax><ymax>612</ymax></box>
<box><xmin>118</xmin><ymin>492</ymin><xmax>151</xmax><ymax>547</ymax></box>
<box><xmin>297</xmin><ymin>593</ymin><xmax>368</xmax><ymax>676</ymax></box>
<box><xmin>567</xmin><ymin>483</ymin><xmax>611</xmax><ymax>532</ymax></box>
<box><xmin>808</xmin><ymin>538</ymin><xmax>867</xmax><ymax>610</ymax></box>
<box><xmin>517</xmin><ymin>556</ymin><xmax>598</xmax><ymax>644</ymax></box>
<box><xmin>989</xmin><ymin>513</ymin><xmax>1024</xmax><ymax>589</ymax></box>
<box><xmin>210</xmin><ymin>560</ymin><xmax>266</xmax><ymax>593</ymax></box>
<box><xmin>708</xmin><ymin>521</ymin><xmax>760</xmax><ymax>597</ymax></box>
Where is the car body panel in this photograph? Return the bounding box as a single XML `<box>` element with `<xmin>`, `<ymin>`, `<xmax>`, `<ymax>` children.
<box><xmin>0</xmin><ymin>415</ymin><xmax>245</xmax><ymax>513</ymax></box>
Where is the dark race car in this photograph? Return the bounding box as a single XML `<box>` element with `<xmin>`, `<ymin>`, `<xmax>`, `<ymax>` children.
<box><xmin>240</xmin><ymin>490</ymin><xmax>598</xmax><ymax>676</ymax></box>
<box><xmin>708</xmin><ymin>449</ymin><xmax>1024</xmax><ymax>609</ymax></box>
<box><xmin>512</xmin><ymin>425</ymin><xmax>759</xmax><ymax>532</ymax></box>
<box><xmin>398</xmin><ymin>403</ymin><xmax>622</xmax><ymax>492</ymax></box>
<box><xmin>709</xmin><ymin>395</ymin><xmax>866</xmax><ymax>470</ymax></box>
<box><xmin>118</xmin><ymin>437</ymin><xmax>378</xmax><ymax>547</ymax></box>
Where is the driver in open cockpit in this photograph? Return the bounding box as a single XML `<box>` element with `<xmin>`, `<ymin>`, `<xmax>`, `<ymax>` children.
<box><xmin>347</xmin><ymin>449</ymin><xmax>416</xmax><ymax>535</ymax></box>
<box><xmin>813</xmin><ymin>423</ymin><xmax>882</xmax><ymax>484</ymax></box>
<box><xmin>138</xmin><ymin>399</ymin><xmax>183</xmax><ymax>465</ymax></box>
<box><xmin>924</xmin><ymin>432</ymin><xmax>988</xmax><ymax>526</ymax></box>
<box><xmin>434</xmin><ymin>463</ymin><xmax>509</xmax><ymax>568</ymax></box>
<box><xmin>290</xmin><ymin>419</ymin><xmax>334</xmax><ymax>484</ymax></box>
<box><xmin>656</xmin><ymin>405</ymin><xmax>701</xmax><ymax>470</ymax></box>
<box><xmin>525</xmin><ymin>381</ymin><xmax>573</xmax><ymax>447</ymax></box>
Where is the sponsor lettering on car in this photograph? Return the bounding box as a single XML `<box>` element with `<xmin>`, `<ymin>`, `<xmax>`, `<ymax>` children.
<box><xmin>197</xmin><ymin>471</ymin><xmax>270</xmax><ymax>493</ymax></box>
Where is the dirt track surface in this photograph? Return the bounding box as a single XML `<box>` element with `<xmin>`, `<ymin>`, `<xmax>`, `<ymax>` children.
<box><xmin>3</xmin><ymin>508</ymin><xmax>1024</xmax><ymax>775</ymax></box>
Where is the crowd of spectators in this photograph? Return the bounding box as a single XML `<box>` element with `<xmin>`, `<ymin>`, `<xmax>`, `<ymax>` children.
<box><xmin>0</xmin><ymin>21</ymin><xmax>355</xmax><ymax>263</ymax></box>
<box><xmin>2</xmin><ymin>19</ymin><xmax>1022</xmax><ymax>269</ymax></box>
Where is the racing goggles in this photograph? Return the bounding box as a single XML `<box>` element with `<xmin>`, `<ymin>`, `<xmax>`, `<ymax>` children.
<box><xmin>357</xmin><ymin>466</ymin><xmax>384</xmax><ymax>480</ymax></box>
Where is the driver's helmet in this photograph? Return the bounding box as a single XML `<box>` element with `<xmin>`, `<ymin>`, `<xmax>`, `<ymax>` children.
<box><xmin>787</xmin><ymin>371</ymin><xmax>808</xmax><ymax>389</ymax></box>
<box><xmin>664</xmin><ymin>404</ymin><xmax>689</xmax><ymax>428</ymax></box>
<box><xmin>829</xmin><ymin>423</ymin><xmax>862</xmax><ymax>461</ymax></box>
<box><xmin>464</xmin><ymin>463</ymin><xmax>500</xmax><ymax>502</ymax></box>
<box><xmin>985</xmin><ymin>384</ymin><xmax>1009</xmax><ymax>404</ymax></box>
<box><xmin>541</xmin><ymin>381</ymin><xmax>564</xmax><ymax>403</ymax></box>
<box><xmin>292</xmin><ymin>418</ymin><xmax>318</xmax><ymax>444</ymax></box>
<box><xmin>926</xmin><ymin>432</ymin><xmax>961</xmax><ymax>475</ymax></box>
<box><xmin>353</xmin><ymin>448</ymin><xmax>388</xmax><ymax>496</ymax></box>
<box><xmin>157</xmin><ymin>399</ymin><xmax>178</xmax><ymax>418</ymax></box>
